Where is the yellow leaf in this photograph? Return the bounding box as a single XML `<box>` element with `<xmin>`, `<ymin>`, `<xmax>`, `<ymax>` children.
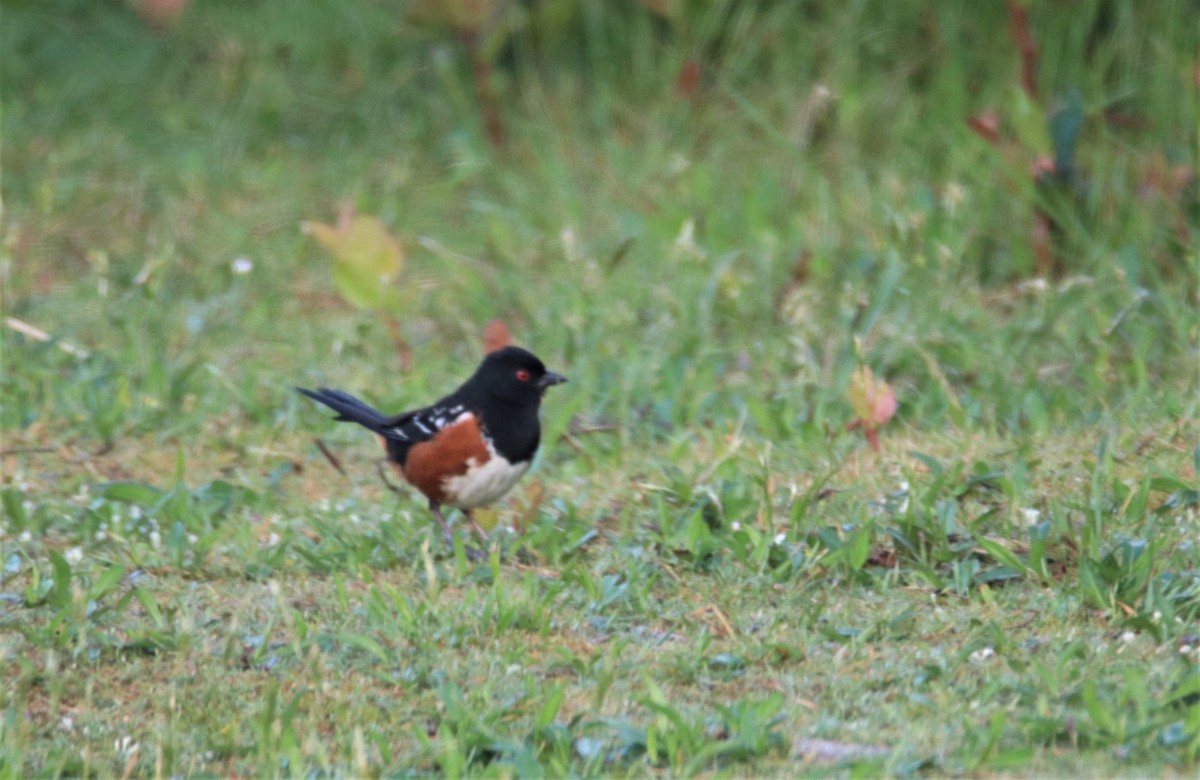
<box><xmin>848</xmin><ymin>365</ymin><xmax>897</xmax><ymax>427</ymax></box>
<box><xmin>304</xmin><ymin>214</ymin><xmax>404</xmax><ymax>311</ymax></box>
<box><xmin>473</xmin><ymin>508</ymin><xmax>500</xmax><ymax>532</ymax></box>
<box><xmin>303</xmin><ymin>220</ymin><xmax>342</xmax><ymax>254</ymax></box>
<box><xmin>341</xmin><ymin>216</ymin><xmax>403</xmax><ymax>282</ymax></box>
<box><xmin>332</xmin><ymin>262</ymin><xmax>387</xmax><ymax>310</ymax></box>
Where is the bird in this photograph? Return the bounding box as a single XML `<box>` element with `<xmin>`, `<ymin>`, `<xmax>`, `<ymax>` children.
<box><xmin>297</xmin><ymin>345</ymin><xmax>567</xmax><ymax>543</ymax></box>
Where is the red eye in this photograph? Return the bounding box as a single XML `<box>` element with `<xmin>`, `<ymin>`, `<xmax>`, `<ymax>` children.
<box><xmin>516</xmin><ymin>369</ymin><xmax>530</xmax><ymax>382</ymax></box>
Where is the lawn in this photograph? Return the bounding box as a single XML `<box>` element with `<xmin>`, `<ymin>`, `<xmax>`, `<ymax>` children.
<box><xmin>3</xmin><ymin>0</ymin><xmax>1199</xmax><ymax>776</ymax></box>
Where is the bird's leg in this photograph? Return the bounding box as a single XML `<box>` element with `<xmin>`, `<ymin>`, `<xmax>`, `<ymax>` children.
<box><xmin>464</xmin><ymin>510</ymin><xmax>490</xmax><ymax>542</ymax></box>
<box><xmin>428</xmin><ymin>500</ymin><xmax>454</xmax><ymax>546</ymax></box>
<box><xmin>430</xmin><ymin>504</ymin><xmax>485</xmax><ymax>561</ymax></box>
<box><xmin>457</xmin><ymin>510</ymin><xmax>489</xmax><ymax>562</ymax></box>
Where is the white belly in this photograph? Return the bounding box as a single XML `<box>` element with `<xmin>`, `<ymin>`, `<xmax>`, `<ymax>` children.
<box><xmin>442</xmin><ymin>455</ymin><xmax>530</xmax><ymax>509</ymax></box>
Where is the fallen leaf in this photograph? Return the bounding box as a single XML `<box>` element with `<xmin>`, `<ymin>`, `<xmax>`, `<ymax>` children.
<box><xmin>483</xmin><ymin>319</ymin><xmax>513</xmax><ymax>354</ymax></box>
<box><xmin>304</xmin><ymin>213</ymin><xmax>404</xmax><ymax>310</ymax></box>
<box><xmin>846</xmin><ymin>365</ymin><xmax>897</xmax><ymax>452</ymax></box>
<box><xmin>676</xmin><ymin>59</ymin><xmax>701</xmax><ymax>98</ymax></box>
<box><xmin>966</xmin><ymin>111</ymin><xmax>1001</xmax><ymax>146</ymax></box>
<box><xmin>134</xmin><ymin>0</ymin><xmax>189</xmax><ymax>29</ymax></box>
<box><xmin>473</xmin><ymin>507</ymin><xmax>500</xmax><ymax>532</ymax></box>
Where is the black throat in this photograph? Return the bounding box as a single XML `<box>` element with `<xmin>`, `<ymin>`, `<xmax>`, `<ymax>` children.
<box><xmin>474</xmin><ymin>396</ymin><xmax>542</xmax><ymax>464</ymax></box>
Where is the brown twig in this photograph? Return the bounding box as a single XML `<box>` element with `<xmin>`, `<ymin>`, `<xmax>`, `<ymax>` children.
<box><xmin>462</xmin><ymin>31</ymin><xmax>505</xmax><ymax>148</ymax></box>
<box><xmin>4</xmin><ymin>316</ymin><xmax>89</xmax><ymax>358</ymax></box>
<box><xmin>558</xmin><ymin>423</ymin><xmax>620</xmax><ymax>461</ymax></box>
<box><xmin>558</xmin><ymin>433</ymin><xmax>589</xmax><ymax>460</ymax></box>
<box><xmin>313</xmin><ymin>438</ymin><xmax>348</xmax><ymax>479</ymax></box>
<box><xmin>1005</xmin><ymin>0</ymin><xmax>1039</xmax><ymax>100</ymax></box>
<box><xmin>0</xmin><ymin>447</ymin><xmax>56</xmax><ymax>457</ymax></box>
<box><xmin>567</xmin><ymin>422</ymin><xmax>620</xmax><ymax>436</ymax></box>
<box><xmin>689</xmin><ymin>604</ymin><xmax>737</xmax><ymax>639</ymax></box>
<box><xmin>385</xmin><ymin>315</ymin><xmax>412</xmax><ymax>373</ymax></box>
<box><xmin>512</xmin><ymin>561</ymin><xmax>561</xmax><ymax>579</ymax></box>
<box><xmin>376</xmin><ymin>460</ymin><xmax>404</xmax><ymax>496</ymax></box>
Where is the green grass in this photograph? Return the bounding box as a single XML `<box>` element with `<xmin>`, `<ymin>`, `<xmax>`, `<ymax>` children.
<box><xmin>3</xmin><ymin>0</ymin><xmax>1199</xmax><ymax>775</ymax></box>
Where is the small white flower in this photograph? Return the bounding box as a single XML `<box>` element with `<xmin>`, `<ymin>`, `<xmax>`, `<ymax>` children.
<box><xmin>560</xmin><ymin>227</ymin><xmax>580</xmax><ymax>265</ymax></box>
<box><xmin>19</xmin><ymin>531</ymin><xmax>32</xmax><ymax>543</ymax></box>
<box><xmin>774</xmin><ymin>532</ymin><xmax>787</xmax><ymax>545</ymax></box>
<box><xmin>731</xmin><ymin>521</ymin><xmax>741</xmax><ymax>531</ymax></box>
<box><xmin>942</xmin><ymin>182</ymin><xmax>965</xmax><ymax>212</ymax></box>
<box><xmin>61</xmin><ymin>716</ymin><xmax>74</xmax><ymax>730</ymax></box>
<box><xmin>265</xmin><ymin>532</ymin><xmax>282</xmax><ymax>547</ymax></box>
<box><xmin>114</xmin><ymin>735</ymin><xmax>138</xmax><ymax>756</ymax></box>
<box><xmin>1019</xmin><ymin>278</ymin><xmax>1049</xmax><ymax>295</ymax></box>
<box><xmin>1120</xmin><ymin>631</ymin><xmax>1137</xmax><ymax>643</ymax></box>
<box><xmin>970</xmin><ymin>646</ymin><xmax>995</xmax><ymax>663</ymax></box>
<box><xmin>95</xmin><ymin>531</ymin><xmax>106</xmax><ymax>541</ymax></box>
<box><xmin>231</xmin><ymin>257</ymin><xmax>253</xmax><ymax>274</ymax></box>
<box><xmin>667</xmin><ymin>153</ymin><xmax>691</xmax><ymax>176</ymax></box>
<box><xmin>1021</xmin><ymin>508</ymin><xmax>1042</xmax><ymax>526</ymax></box>
<box><xmin>64</xmin><ymin>547</ymin><xmax>83</xmax><ymax>564</ymax></box>
<box><xmin>187</xmin><ymin>534</ymin><xmax>198</xmax><ymax>545</ymax></box>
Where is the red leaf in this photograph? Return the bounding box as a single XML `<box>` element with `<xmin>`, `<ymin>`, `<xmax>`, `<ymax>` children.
<box><xmin>483</xmin><ymin>319</ymin><xmax>513</xmax><ymax>354</ymax></box>
<box><xmin>676</xmin><ymin>60</ymin><xmax>701</xmax><ymax>99</ymax></box>
<box><xmin>966</xmin><ymin>111</ymin><xmax>1001</xmax><ymax>146</ymax></box>
<box><xmin>847</xmin><ymin>365</ymin><xmax>897</xmax><ymax>452</ymax></box>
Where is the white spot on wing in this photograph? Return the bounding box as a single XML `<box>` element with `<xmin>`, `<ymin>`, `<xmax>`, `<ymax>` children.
<box><xmin>406</xmin><ymin>406</ymin><xmax>471</xmax><ymax>439</ymax></box>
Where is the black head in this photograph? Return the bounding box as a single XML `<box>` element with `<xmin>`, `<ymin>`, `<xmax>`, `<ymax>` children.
<box><xmin>467</xmin><ymin>346</ymin><xmax>567</xmax><ymax>406</ymax></box>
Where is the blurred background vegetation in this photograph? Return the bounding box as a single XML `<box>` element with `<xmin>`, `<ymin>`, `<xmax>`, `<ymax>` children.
<box><xmin>3</xmin><ymin>0</ymin><xmax>1197</xmax><ymax>451</ymax></box>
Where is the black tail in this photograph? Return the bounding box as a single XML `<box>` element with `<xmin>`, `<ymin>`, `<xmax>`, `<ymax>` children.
<box><xmin>296</xmin><ymin>387</ymin><xmax>388</xmax><ymax>433</ymax></box>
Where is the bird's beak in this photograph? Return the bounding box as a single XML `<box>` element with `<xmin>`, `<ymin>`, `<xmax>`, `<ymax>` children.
<box><xmin>538</xmin><ymin>371</ymin><xmax>567</xmax><ymax>390</ymax></box>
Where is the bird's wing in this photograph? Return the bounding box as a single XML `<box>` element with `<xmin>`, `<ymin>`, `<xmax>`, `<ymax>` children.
<box><xmin>377</xmin><ymin>400</ymin><xmax>471</xmax><ymax>444</ymax></box>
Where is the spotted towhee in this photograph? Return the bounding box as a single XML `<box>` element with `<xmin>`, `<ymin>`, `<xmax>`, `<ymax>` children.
<box><xmin>298</xmin><ymin>346</ymin><xmax>567</xmax><ymax>542</ymax></box>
